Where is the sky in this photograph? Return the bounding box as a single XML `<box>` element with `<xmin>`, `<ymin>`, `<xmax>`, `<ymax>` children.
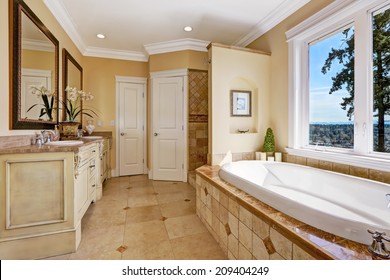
<box><xmin>309</xmin><ymin>28</ymin><xmax>354</xmax><ymax>123</ymax></box>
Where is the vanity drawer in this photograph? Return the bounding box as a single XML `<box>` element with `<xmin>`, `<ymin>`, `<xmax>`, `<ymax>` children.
<box><xmin>89</xmin><ymin>174</ymin><xmax>97</xmax><ymax>199</ymax></box>
<box><xmin>88</xmin><ymin>158</ymin><xmax>97</xmax><ymax>176</ymax></box>
<box><xmin>77</xmin><ymin>143</ymin><xmax>98</xmax><ymax>166</ymax></box>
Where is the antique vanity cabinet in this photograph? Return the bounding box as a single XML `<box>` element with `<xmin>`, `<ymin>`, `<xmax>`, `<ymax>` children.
<box><xmin>0</xmin><ymin>140</ymin><xmax>101</xmax><ymax>259</ymax></box>
<box><xmin>99</xmin><ymin>138</ymin><xmax>111</xmax><ymax>186</ymax></box>
<box><xmin>74</xmin><ymin>143</ymin><xmax>99</xmax><ymax>222</ymax></box>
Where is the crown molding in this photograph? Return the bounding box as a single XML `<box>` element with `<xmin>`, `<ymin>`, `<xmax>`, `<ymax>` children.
<box><xmin>286</xmin><ymin>0</ymin><xmax>366</xmax><ymax>41</ymax></box>
<box><xmin>144</xmin><ymin>38</ymin><xmax>209</xmax><ymax>55</ymax></box>
<box><xmin>84</xmin><ymin>47</ymin><xmax>148</xmax><ymax>62</ymax></box>
<box><xmin>43</xmin><ymin>0</ymin><xmax>86</xmax><ymax>52</ymax></box>
<box><xmin>45</xmin><ymin>0</ymin><xmax>304</xmax><ymax>60</ymax></box>
<box><xmin>233</xmin><ymin>0</ymin><xmax>311</xmax><ymax>47</ymax></box>
<box><xmin>22</xmin><ymin>39</ymin><xmax>55</xmax><ymax>52</ymax></box>
<box><xmin>44</xmin><ymin>0</ymin><xmax>208</xmax><ymax>61</ymax></box>
<box><xmin>44</xmin><ymin>0</ymin><xmax>148</xmax><ymax>61</ymax></box>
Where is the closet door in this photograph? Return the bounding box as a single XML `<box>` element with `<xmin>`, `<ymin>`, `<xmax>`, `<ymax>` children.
<box><xmin>118</xmin><ymin>82</ymin><xmax>145</xmax><ymax>176</ymax></box>
<box><xmin>152</xmin><ymin>76</ymin><xmax>184</xmax><ymax>181</ymax></box>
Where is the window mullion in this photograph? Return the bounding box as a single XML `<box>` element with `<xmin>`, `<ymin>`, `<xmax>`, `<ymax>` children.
<box><xmin>301</xmin><ymin>41</ymin><xmax>310</xmax><ymax>148</ymax></box>
<box><xmin>353</xmin><ymin>10</ymin><xmax>371</xmax><ymax>155</ymax></box>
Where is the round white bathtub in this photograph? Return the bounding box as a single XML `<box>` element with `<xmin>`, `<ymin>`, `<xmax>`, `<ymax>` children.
<box><xmin>219</xmin><ymin>160</ymin><xmax>390</xmax><ymax>245</ymax></box>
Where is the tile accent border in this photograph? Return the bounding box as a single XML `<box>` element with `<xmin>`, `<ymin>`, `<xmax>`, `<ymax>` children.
<box><xmin>283</xmin><ymin>154</ymin><xmax>390</xmax><ymax>184</ymax></box>
<box><xmin>196</xmin><ymin>165</ymin><xmax>377</xmax><ymax>260</ymax></box>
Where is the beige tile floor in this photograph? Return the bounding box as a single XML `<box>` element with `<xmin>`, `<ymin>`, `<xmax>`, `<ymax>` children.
<box><xmin>46</xmin><ymin>175</ymin><xmax>227</xmax><ymax>260</ymax></box>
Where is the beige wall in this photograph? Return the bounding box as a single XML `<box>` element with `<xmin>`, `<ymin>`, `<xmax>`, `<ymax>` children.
<box><xmin>146</xmin><ymin>50</ymin><xmax>208</xmax><ymax>168</ymax></box>
<box><xmin>22</xmin><ymin>49</ymin><xmax>55</xmax><ymax>70</ymax></box>
<box><xmin>83</xmin><ymin>51</ymin><xmax>207</xmax><ymax>171</ymax></box>
<box><xmin>209</xmin><ymin>44</ymin><xmax>271</xmax><ymax>165</ymax></box>
<box><xmin>83</xmin><ymin>56</ymin><xmax>148</xmax><ymax>131</ymax></box>
<box><xmin>149</xmin><ymin>50</ymin><xmax>208</xmax><ymax>72</ymax></box>
<box><xmin>83</xmin><ymin>57</ymin><xmax>148</xmax><ymax>170</ymax></box>
<box><xmin>22</xmin><ymin>49</ymin><xmax>56</xmax><ymax>90</ymax></box>
<box><xmin>248</xmin><ymin>0</ymin><xmax>335</xmax><ymax>151</ymax></box>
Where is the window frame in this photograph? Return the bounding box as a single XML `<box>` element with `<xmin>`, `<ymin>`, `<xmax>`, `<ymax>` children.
<box><xmin>286</xmin><ymin>0</ymin><xmax>390</xmax><ymax>172</ymax></box>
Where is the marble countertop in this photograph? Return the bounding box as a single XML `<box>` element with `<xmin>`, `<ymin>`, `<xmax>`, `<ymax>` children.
<box><xmin>0</xmin><ymin>131</ymin><xmax>113</xmax><ymax>155</ymax></box>
<box><xmin>0</xmin><ymin>138</ymin><xmax>104</xmax><ymax>155</ymax></box>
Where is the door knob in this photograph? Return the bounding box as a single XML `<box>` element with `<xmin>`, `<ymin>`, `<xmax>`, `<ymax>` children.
<box><xmin>154</xmin><ymin>132</ymin><xmax>159</xmax><ymax>136</ymax></box>
<box><xmin>121</xmin><ymin>132</ymin><xmax>125</xmax><ymax>136</ymax></box>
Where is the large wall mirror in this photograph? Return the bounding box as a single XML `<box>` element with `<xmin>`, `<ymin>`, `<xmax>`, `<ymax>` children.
<box><xmin>10</xmin><ymin>0</ymin><xmax>59</xmax><ymax>129</ymax></box>
<box><xmin>62</xmin><ymin>49</ymin><xmax>83</xmax><ymax>126</ymax></box>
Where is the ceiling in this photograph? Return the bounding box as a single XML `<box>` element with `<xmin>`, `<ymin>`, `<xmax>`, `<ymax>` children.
<box><xmin>44</xmin><ymin>0</ymin><xmax>310</xmax><ymax>61</ymax></box>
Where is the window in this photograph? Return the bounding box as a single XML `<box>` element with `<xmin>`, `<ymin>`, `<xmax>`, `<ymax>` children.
<box><xmin>286</xmin><ymin>0</ymin><xmax>390</xmax><ymax>171</ymax></box>
<box><xmin>372</xmin><ymin>6</ymin><xmax>390</xmax><ymax>153</ymax></box>
<box><xmin>309</xmin><ymin>26</ymin><xmax>355</xmax><ymax>149</ymax></box>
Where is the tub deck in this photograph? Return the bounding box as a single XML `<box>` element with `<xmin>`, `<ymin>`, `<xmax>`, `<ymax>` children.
<box><xmin>196</xmin><ymin>165</ymin><xmax>383</xmax><ymax>260</ymax></box>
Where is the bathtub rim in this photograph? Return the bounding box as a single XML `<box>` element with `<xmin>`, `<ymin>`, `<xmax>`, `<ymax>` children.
<box><xmin>221</xmin><ymin>160</ymin><xmax>390</xmax><ymax>189</ymax></box>
<box><xmin>219</xmin><ymin>160</ymin><xmax>390</xmax><ymax>245</ymax></box>
<box><xmin>196</xmin><ymin>164</ymin><xmax>377</xmax><ymax>260</ymax></box>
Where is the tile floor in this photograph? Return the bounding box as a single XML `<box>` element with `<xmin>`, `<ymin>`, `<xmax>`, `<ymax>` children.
<box><xmin>46</xmin><ymin>175</ymin><xmax>226</xmax><ymax>260</ymax></box>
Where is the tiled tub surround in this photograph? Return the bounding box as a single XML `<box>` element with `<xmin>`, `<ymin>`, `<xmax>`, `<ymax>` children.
<box><xmin>196</xmin><ymin>165</ymin><xmax>383</xmax><ymax>260</ymax></box>
<box><xmin>210</xmin><ymin>152</ymin><xmax>255</xmax><ymax>165</ymax></box>
<box><xmin>219</xmin><ymin>161</ymin><xmax>390</xmax><ymax>246</ymax></box>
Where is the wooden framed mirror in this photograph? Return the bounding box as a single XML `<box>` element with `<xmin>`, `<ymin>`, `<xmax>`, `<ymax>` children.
<box><xmin>62</xmin><ymin>49</ymin><xmax>83</xmax><ymax>126</ymax></box>
<box><xmin>9</xmin><ymin>0</ymin><xmax>59</xmax><ymax>129</ymax></box>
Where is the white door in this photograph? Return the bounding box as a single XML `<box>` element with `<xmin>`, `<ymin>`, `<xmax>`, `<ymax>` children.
<box><xmin>119</xmin><ymin>82</ymin><xmax>145</xmax><ymax>176</ymax></box>
<box><xmin>152</xmin><ymin>77</ymin><xmax>184</xmax><ymax>181</ymax></box>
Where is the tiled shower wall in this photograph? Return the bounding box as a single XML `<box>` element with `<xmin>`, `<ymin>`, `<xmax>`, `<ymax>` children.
<box><xmin>188</xmin><ymin>70</ymin><xmax>208</xmax><ymax>171</ymax></box>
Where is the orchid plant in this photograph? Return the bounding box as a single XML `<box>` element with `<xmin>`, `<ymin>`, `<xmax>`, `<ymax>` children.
<box><xmin>27</xmin><ymin>85</ymin><xmax>55</xmax><ymax>121</ymax></box>
<box><xmin>63</xmin><ymin>86</ymin><xmax>97</xmax><ymax>122</ymax></box>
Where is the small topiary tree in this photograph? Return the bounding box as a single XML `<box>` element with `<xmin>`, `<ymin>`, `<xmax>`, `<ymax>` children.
<box><xmin>262</xmin><ymin>128</ymin><xmax>275</xmax><ymax>153</ymax></box>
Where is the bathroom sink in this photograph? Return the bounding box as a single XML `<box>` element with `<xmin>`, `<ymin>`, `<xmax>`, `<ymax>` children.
<box><xmin>81</xmin><ymin>136</ymin><xmax>103</xmax><ymax>139</ymax></box>
<box><xmin>45</xmin><ymin>140</ymin><xmax>84</xmax><ymax>146</ymax></box>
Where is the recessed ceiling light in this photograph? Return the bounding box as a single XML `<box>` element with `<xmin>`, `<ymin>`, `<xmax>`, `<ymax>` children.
<box><xmin>96</xmin><ymin>33</ymin><xmax>105</xmax><ymax>39</ymax></box>
<box><xmin>184</xmin><ymin>26</ymin><xmax>193</xmax><ymax>32</ymax></box>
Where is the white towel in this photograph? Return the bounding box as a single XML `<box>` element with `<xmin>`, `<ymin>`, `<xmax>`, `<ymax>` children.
<box><xmin>218</xmin><ymin>150</ymin><xmax>232</xmax><ymax>166</ymax></box>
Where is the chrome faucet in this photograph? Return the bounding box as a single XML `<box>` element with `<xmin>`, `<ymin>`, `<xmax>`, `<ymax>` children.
<box><xmin>367</xmin><ymin>229</ymin><xmax>390</xmax><ymax>259</ymax></box>
<box><xmin>41</xmin><ymin>130</ymin><xmax>59</xmax><ymax>143</ymax></box>
<box><xmin>33</xmin><ymin>132</ymin><xmax>44</xmax><ymax>146</ymax></box>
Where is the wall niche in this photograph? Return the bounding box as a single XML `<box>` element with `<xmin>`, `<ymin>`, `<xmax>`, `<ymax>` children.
<box><xmin>229</xmin><ymin>77</ymin><xmax>259</xmax><ymax>134</ymax></box>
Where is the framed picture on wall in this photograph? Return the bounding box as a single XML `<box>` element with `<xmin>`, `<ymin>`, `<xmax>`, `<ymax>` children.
<box><xmin>230</xmin><ymin>90</ymin><xmax>251</xmax><ymax>117</ymax></box>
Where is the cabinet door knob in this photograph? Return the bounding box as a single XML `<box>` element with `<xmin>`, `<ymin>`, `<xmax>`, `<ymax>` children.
<box><xmin>154</xmin><ymin>132</ymin><xmax>159</xmax><ymax>136</ymax></box>
<box><xmin>121</xmin><ymin>132</ymin><xmax>125</xmax><ymax>136</ymax></box>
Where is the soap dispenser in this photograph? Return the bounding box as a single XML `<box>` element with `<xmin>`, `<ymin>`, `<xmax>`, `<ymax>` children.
<box><xmin>53</xmin><ymin>125</ymin><xmax>60</xmax><ymax>141</ymax></box>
